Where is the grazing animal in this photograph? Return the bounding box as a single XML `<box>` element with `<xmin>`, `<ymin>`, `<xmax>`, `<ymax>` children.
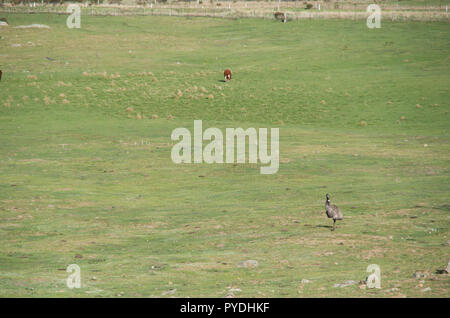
<box><xmin>224</xmin><ymin>69</ymin><xmax>232</xmax><ymax>81</ymax></box>
<box><xmin>274</xmin><ymin>12</ymin><xmax>287</xmax><ymax>23</ymax></box>
<box><xmin>325</xmin><ymin>194</ymin><xmax>343</xmax><ymax>231</ymax></box>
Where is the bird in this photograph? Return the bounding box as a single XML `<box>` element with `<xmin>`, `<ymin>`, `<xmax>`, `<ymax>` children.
<box><xmin>224</xmin><ymin>69</ymin><xmax>232</xmax><ymax>81</ymax></box>
<box><xmin>325</xmin><ymin>194</ymin><xmax>343</xmax><ymax>231</ymax></box>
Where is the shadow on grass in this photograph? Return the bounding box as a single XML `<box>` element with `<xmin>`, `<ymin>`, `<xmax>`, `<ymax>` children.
<box><xmin>314</xmin><ymin>225</ymin><xmax>333</xmax><ymax>229</ymax></box>
<box><xmin>303</xmin><ymin>224</ymin><xmax>334</xmax><ymax>229</ymax></box>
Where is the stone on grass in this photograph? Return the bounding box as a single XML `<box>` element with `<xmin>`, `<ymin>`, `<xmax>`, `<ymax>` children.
<box><xmin>412</xmin><ymin>271</ymin><xmax>428</xmax><ymax>279</ymax></box>
<box><xmin>333</xmin><ymin>280</ymin><xmax>357</xmax><ymax>288</ymax></box>
<box><xmin>386</xmin><ymin>287</ymin><xmax>399</xmax><ymax>292</ymax></box>
<box><xmin>162</xmin><ymin>289</ymin><xmax>176</xmax><ymax>296</ymax></box>
<box><xmin>237</xmin><ymin>260</ymin><xmax>259</xmax><ymax>268</ymax></box>
<box><xmin>15</xmin><ymin>24</ymin><xmax>50</xmax><ymax>29</ymax></box>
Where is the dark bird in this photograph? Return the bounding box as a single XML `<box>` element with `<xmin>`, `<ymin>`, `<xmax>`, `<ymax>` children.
<box><xmin>325</xmin><ymin>194</ymin><xmax>343</xmax><ymax>231</ymax></box>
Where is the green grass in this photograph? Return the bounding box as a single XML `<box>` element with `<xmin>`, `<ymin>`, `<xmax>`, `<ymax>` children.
<box><xmin>0</xmin><ymin>14</ymin><xmax>449</xmax><ymax>297</ymax></box>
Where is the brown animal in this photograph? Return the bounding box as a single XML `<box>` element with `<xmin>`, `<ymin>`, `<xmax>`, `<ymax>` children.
<box><xmin>224</xmin><ymin>69</ymin><xmax>232</xmax><ymax>81</ymax></box>
<box><xmin>274</xmin><ymin>12</ymin><xmax>287</xmax><ymax>23</ymax></box>
<box><xmin>0</xmin><ymin>70</ymin><xmax>2</xmax><ymax>81</ymax></box>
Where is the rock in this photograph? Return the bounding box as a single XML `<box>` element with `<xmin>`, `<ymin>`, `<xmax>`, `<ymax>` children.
<box><xmin>386</xmin><ymin>287</ymin><xmax>399</xmax><ymax>292</ymax></box>
<box><xmin>446</xmin><ymin>261</ymin><xmax>450</xmax><ymax>273</ymax></box>
<box><xmin>225</xmin><ymin>292</ymin><xmax>235</xmax><ymax>298</ymax></box>
<box><xmin>229</xmin><ymin>288</ymin><xmax>241</xmax><ymax>292</ymax></box>
<box><xmin>421</xmin><ymin>287</ymin><xmax>431</xmax><ymax>292</ymax></box>
<box><xmin>301</xmin><ymin>279</ymin><xmax>310</xmax><ymax>284</ymax></box>
<box><xmin>15</xmin><ymin>24</ymin><xmax>50</xmax><ymax>29</ymax></box>
<box><xmin>237</xmin><ymin>260</ymin><xmax>258</xmax><ymax>268</ymax></box>
<box><xmin>0</xmin><ymin>21</ymin><xmax>8</xmax><ymax>27</ymax></box>
<box><xmin>161</xmin><ymin>289</ymin><xmax>176</xmax><ymax>296</ymax></box>
<box><xmin>333</xmin><ymin>280</ymin><xmax>357</xmax><ymax>288</ymax></box>
<box><xmin>412</xmin><ymin>271</ymin><xmax>428</xmax><ymax>279</ymax></box>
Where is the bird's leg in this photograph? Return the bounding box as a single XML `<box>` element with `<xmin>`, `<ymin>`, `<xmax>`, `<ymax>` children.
<box><xmin>331</xmin><ymin>219</ymin><xmax>336</xmax><ymax>231</ymax></box>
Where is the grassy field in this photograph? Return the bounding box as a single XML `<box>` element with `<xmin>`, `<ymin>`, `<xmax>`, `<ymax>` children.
<box><xmin>0</xmin><ymin>13</ymin><xmax>449</xmax><ymax>297</ymax></box>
